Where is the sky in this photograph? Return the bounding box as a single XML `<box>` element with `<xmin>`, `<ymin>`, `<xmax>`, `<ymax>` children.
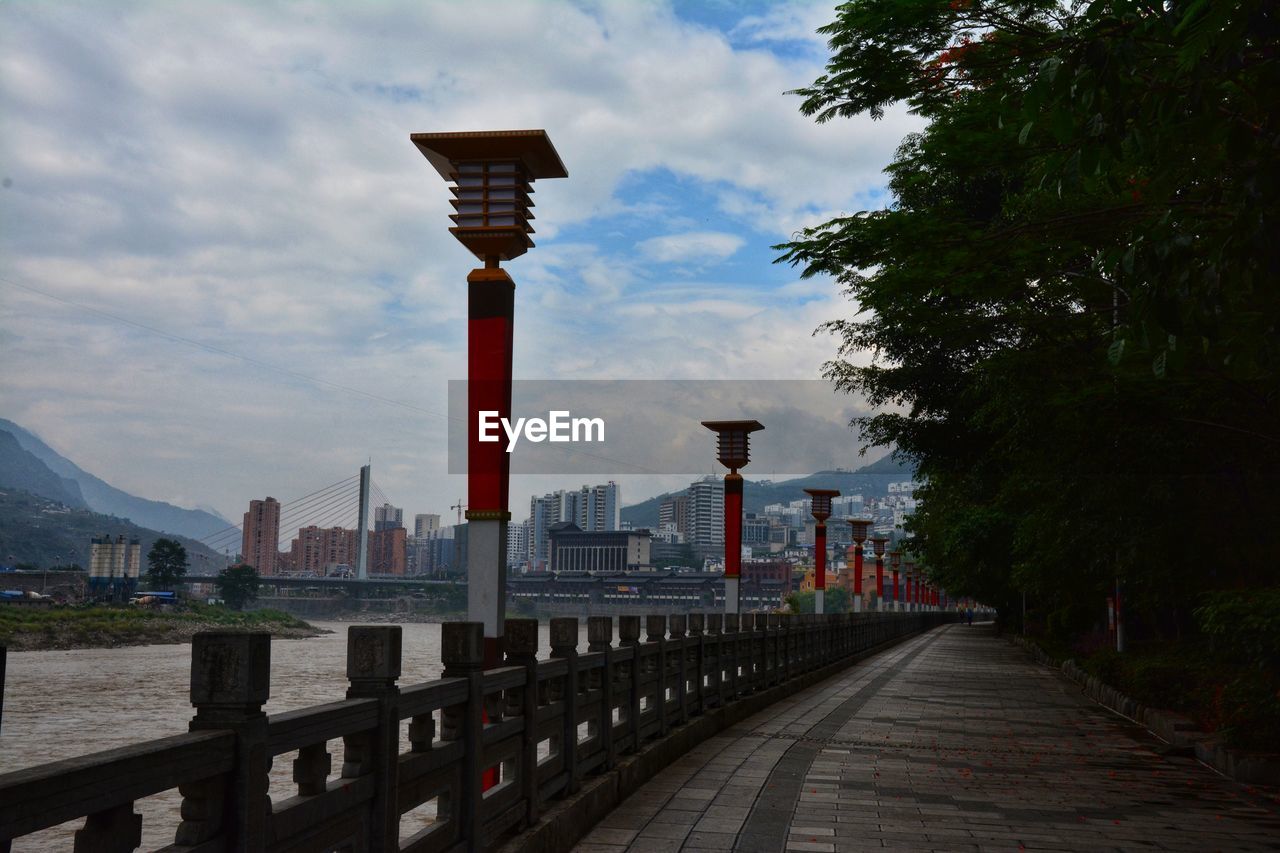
<box><xmin>0</xmin><ymin>0</ymin><xmax>922</xmax><ymax>529</ymax></box>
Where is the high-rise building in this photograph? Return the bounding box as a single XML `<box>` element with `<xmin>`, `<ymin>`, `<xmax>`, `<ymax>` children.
<box><xmin>242</xmin><ymin>497</ymin><xmax>281</xmax><ymax>576</ymax></box>
<box><xmin>414</xmin><ymin>513</ymin><xmax>441</xmax><ymax>539</ymax></box>
<box><xmin>88</xmin><ymin>535</ymin><xmax>141</xmax><ymax>601</ymax></box>
<box><xmin>368</xmin><ymin>527</ymin><xmax>407</xmax><ymax>575</ymax></box>
<box><xmin>507</xmin><ymin>519</ymin><xmax>529</xmax><ymax>571</ymax></box>
<box><xmin>548</xmin><ymin>523</ymin><xmax>651</xmax><ymax>573</ymax></box>
<box><xmin>527</xmin><ymin>482</ymin><xmax>621</xmax><ymax>571</ymax></box>
<box><xmin>374</xmin><ymin>503</ymin><xmax>404</xmax><ymax>532</ymax></box>
<box><xmin>289</xmin><ymin>526</ymin><xmax>358</xmax><ymax>575</ymax></box>
<box><xmin>687</xmin><ymin>476</ymin><xmax>725</xmax><ymax>557</ymax></box>
<box><xmin>659</xmin><ymin>494</ymin><xmax>690</xmax><ymax>534</ymax></box>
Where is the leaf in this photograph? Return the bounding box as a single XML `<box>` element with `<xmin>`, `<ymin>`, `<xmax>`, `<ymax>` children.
<box><xmin>1122</xmin><ymin>245</ymin><xmax>1136</xmax><ymax>274</ymax></box>
<box><xmin>1107</xmin><ymin>338</ymin><xmax>1126</xmax><ymax>366</ymax></box>
<box><xmin>1152</xmin><ymin>350</ymin><xmax>1167</xmax><ymax>378</ymax></box>
<box><xmin>1018</xmin><ymin>121</ymin><xmax>1034</xmax><ymax>145</ymax></box>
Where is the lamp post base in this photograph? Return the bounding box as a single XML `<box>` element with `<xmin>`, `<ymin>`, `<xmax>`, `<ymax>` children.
<box><xmin>724</xmin><ymin>576</ymin><xmax>739</xmax><ymax>615</ymax></box>
<box><xmin>814</xmin><ymin>588</ymin><xmax>824</xmax><ymax>615</ymax></box>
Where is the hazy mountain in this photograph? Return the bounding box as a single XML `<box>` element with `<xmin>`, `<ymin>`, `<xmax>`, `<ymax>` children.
<box><xmin>0</xmin><ymin>418</ymin><xmax>229</xmax><ymax>540</ymax></box>
<box><xmin>0</xmin><ymin>430</ymin><xmax>88</xmax><ymax>509</ymax></box>
<box><xmin>620</xmin><ymin>454</ymin><xmax>917</xmax><ymax>529</ymax></box>
<box><xmin>0</xmin><ymin>488</ymin><xmax>224</xmax><ymax>570</ymax></box>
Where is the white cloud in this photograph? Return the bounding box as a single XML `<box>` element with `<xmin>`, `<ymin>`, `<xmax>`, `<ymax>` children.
<box><xmin>0</xmin><ymin>0</ymin><xmax>909</xmax><ymax>521</ymax></box>
<box><xmin>636</xmin><ymin>231</ymin><xmax>746</xmax><ymax>264</ymax></box>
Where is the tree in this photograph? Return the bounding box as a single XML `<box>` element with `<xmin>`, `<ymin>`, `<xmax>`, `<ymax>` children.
<box><xmin>146</xmin><ymin>538</ymin><xmax>188</xmax><ymax>591</ymax></box>
<box><xmin>216</xmin><ymin>563</ymin><xmax>260</xmax><ymax>611</ymax></box>
<box><xmin>779</xmin><ymin>1</ymin><xmax>1279</xmax><ymax>642</ymax></box>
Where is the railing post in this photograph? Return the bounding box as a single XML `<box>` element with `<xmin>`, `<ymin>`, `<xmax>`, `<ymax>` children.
<box><xmin>550</xmin><ymin>617</ymin><xmax>579</xmax><ymax>793</ymax></box>
<box><xmin>344</xmin><ymin>625</ymin><xmax>402</xmax><ymax>851</ymax></box>
<box><xmin>619</xmin><ymin>616</ymin><xmax>641</xmax><ymax>749</ymax></box>
<box><xmin>706</xmin><ymin>613</ymin><xmax>723</xmax><ymax>708</ymax></box>
<box><xmin>587</xmin><ymin>616</ymin><xmax>615</xmax><ymax>769</ymax></box>
<box><xmin>646</xmin><ymin>615</ymin><xmax>668</xmax><ymax>735</ymax></box>
<box><xmin>184</xmin><ymin>632</ymin><xmax>271</xmax><ymax>852</ymax></box>
<box><xmin>688</xmin><ymin>613</ymin><xmax>705</xmax><ymax>716</ymax></box>
<box><xmin>505</xmin><ymin>617</ymin><xmax>539</xmax><ymax>827</ymax></box>
<box><xmin>669</xmin><ymin>614</ymin><xmax>688</xmax><ymax>726</ymax></box>
<box><xmin>723</xmin><ymin>613</ymin><xmax>740</xmax><ymax>699</ymax></box>
<box><xmin>441</xmin><ymin>622</ymin><xmax>484</xmax><ymax>850</ymax></box>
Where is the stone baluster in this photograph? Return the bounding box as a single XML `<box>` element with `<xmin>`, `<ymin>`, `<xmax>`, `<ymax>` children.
<box><xmin>687</xmin><ymin>613</ymin><xmax>706</xmax><ymax>716</ymax></box>
<box><xmin>343</xmin><ymin>626</ymin><xmax>402</xmax><ymax>851</ymax></box>
<box><xmin>181</xmin><ymin>632</ymin><xmax>271</xmax><ymax>852</ymax></box>
<box><xmin>669</xmin><ymin>614</ymin><xmax>688</xmax><ymax>725</ymax></box>
<box><xmin>723</xmin><ymin>613</ymin><xmax>740</xmax><ymax>700</ymax></box>
<box><xmin>505</xmin><ymin>618</ymin><xmax>539</xmax><ymax>827</ymax></box>
<box><xmin>441</xmin><ymin>622</ymin><xmax>484</xmax><ymax>848</ymax></box>
<box><xmin>588</xmin><ymin>616</ymin><xmax>615</xmax><ymax>768</ymax></box>
<box><xmin>550</xmin><ymin>618</ymin><xmax>579</xmax><ymax>794</ymax></box>
<box><xmin>706</xmin><ymin>613</ymin><xmax>724</xmax><ymax>708</ymax></box>
<box><xmin>619</xmin><ymin>616</ymin><xmax>641</xmax><ymax>751</ymax></box>
<box><xmin>646</xmin><ymin>615</ymin><xmax>668</xmax><ymax>736</ymax></box>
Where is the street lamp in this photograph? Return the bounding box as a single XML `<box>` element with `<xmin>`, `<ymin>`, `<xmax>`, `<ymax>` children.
<box><xmin>412</xmin><ymin>129</ymin><xmax>567</xmax><ymax>669</ymax></box>
<box><xmin>889</xmin><ymin>549</ymin><xmax>902</xmax><ymax>612</ymax></box>
<box><xmin>702</xmin><ymin>420</ymin><xmax>764</xmax><ymax>615</ymax></box>
<box><xmin>848</xmin><ymin>517</ymin><xmax>871</xmax><ymax>613</ymax></box>
<box><xmin>870</xmin><ymin>536</ymin><xmax>888</xmax><ymax>612</ymax></box>
<box><xmin>804</xmin><ymin>489</ymin><xmax>839</xmax><ymax>615</ymax></box>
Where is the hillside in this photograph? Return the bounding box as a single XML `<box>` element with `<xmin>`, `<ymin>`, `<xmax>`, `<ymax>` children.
<box><xmin>620</xmin><ymin>454</ymin><xmax>916</xmax><ymax>529</ymax></box>
<box><xmin>0</xmin><ymin>488</ymin><xmax>225</xmax><ymax>570</ymax></box>
<box><xmin>0</xmin><ymin>429</ymin><xmax>88</xmax><ymax>509</ymax></box>
<box><xmin>0</xmin><ymin>417</ymin><xmax>228</xmax><ymax>539</ymax></box>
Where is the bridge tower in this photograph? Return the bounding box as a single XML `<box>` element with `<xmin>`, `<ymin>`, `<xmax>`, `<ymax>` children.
<box><xmin>356</xmin><ymin>463</ymin><xmax>371</xmax><ymax>580</ymax></box>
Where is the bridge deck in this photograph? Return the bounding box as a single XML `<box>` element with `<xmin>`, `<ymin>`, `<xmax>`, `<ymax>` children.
<box><xmin>573</xmin><ymin>624</ymin><xmax>1280</xmax><ymax>852</ymax></box>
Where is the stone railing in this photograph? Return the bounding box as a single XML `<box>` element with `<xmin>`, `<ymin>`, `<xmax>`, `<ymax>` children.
<box><xmin>0</xmin><ymin>611</ymin><xmax>952</xmax><ymax>852</ymax></box>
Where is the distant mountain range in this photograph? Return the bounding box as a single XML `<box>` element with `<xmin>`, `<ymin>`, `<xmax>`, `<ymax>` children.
<box><xmin>620</xmin><ymin>453</ymin><xmax>916</xmax><ymax>529</ymax></box>
<box><xmin>0</xmin><ymin>417</ymin><xmax>230</xmax><ymax>540</ymax></box>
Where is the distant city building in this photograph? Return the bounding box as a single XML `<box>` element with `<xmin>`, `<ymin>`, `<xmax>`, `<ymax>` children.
<box><xmin>686</xmin><ymin>476</ymin><xmax>725</xmax><ymax>557</ymax></box>
<box><xmin>368</xmin><ymin>527</ymin><xmax>407</xmax><ymax>575</ymax></box>
<box><xmin>658</xmin><ymin>494</ymin><xmax>689</xmax><ymax>534</ymax></box>
<box><xmin>414</xmin><ymin>513</ymin><xmax>441</xmax><ymax>539</ymax></box>
<box><xmin>88</xmin><ymin>535</ymin><xmax>141</xmax><ymax>601</ymax></box>
<box><xmin>374</xmin><ymin>503</ymin><xmax>404</xmax><ymax>532</ymax></box>
<box><xmin>241</xmin><ymin>497</ymin><xmax>281</xmax><ymax>576</ymax></box>
<box><xmin>528</xmin><ymin>482</ymin><xmax>621</xmax><ymax>571</ymax></box>
<box><xmin>548</xmin><ymin>522</ymin><xmax>651</xmax><ymax>573</ymax></box>
<box><xmin>507</xmin><ymin>519</ymin><xmax>529</xmax><ymax>571</ymax></box>
<box><xmin>289</xmin><ymin>526</ymin><xmax>357</xmax><ymax>575</ymax></box>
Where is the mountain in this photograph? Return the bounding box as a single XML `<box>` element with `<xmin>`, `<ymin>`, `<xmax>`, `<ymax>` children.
<box><xmin>0</xmin><ymin>488</ymin><xmax>224</xmax><ymax>570</ymax></box>
<box><xmin>0</xmin><ymin>430</ymin><xmax>88</xmax><ymax>509</ymax></box>
<box><xmin>620</xmin><ymin>454</ymin><xmax>917</xmax><ymax>529</ymax></box>
<box><xmin>0</xmin><ymin>418</ymin><xmax>229</xmax><ymax>540</ymax></box>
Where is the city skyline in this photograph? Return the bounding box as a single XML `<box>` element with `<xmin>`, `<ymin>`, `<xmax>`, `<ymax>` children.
<box><xmin>0</xmin><ymin>1</ymin><xmax>916</xmax><ymax>523</ymax></box>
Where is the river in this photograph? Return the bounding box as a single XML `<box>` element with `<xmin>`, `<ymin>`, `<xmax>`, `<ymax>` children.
<box><xmin>0</xmin><ymin>621</ymin><xmax>582</xmax><ymax>851</ymax></box>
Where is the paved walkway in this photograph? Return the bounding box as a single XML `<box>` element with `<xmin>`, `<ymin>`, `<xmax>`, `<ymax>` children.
<box><xmin>573</xmin><ymin>624</ymin><xmax>1280</xmax><ymax>852</ymax></box>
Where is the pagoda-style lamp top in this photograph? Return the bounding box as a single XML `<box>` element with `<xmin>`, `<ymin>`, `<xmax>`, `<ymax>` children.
<box><xmin>848</xmin><ymin>517</ymin><xmax>872</xmax><ymax>544</ymax></box>
<box><xmin>904</xmin><ymin>560</ymin><xmax>916</xmax><ymax>575</ymax></box>
<box><xmin>701</xmin><ymin>420</ymin><xmax>765</xmax><ymax>472</ymax></box>
<box><xmin>889</xmin><ymin>549</ymin><xmax>902</xmax><ymax>568</ymax></box>
<box><xmin>410</xmin><ymin>129</ymin><xmax>568</xmax><ymax>265</ymax></box>
<box><xmin>804</xmin><ymin>489</ymin><xmax>840</xmax><ymax>522</ymax></box>
<box><xmin>870</xmin><ymin>536</ymin><xmax>888</xmax><ymax>557</ymax></box>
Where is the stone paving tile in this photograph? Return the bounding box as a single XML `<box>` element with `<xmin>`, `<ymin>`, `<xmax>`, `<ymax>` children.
<box><xmin>572</xmin><ymin>624</ymin><xmax>1280</xmax><ymax>852</ymax></box>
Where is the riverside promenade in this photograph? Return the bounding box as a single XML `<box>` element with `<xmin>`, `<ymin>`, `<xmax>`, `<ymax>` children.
<box><xmin>574</xmin><ymin>624</ymin><xmax>1280</xmax><ymax>853</ymax></box>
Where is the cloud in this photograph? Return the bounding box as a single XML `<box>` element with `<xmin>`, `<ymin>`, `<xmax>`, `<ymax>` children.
<box><xmin>0</xmin><ymin>0</ymin><xmax>911</xmax><ymax>522</ymax></box>
<box><xmin>636</xmin><ymin>231</ymin><xmax>746</xmax><ymax>264</ymax></box>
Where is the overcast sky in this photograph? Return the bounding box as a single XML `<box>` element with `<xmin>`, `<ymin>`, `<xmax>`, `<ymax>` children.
<box><xmin>0</xmin><ymin>0</ymin><xmax>920</xmax><ymax>527</ymax></box>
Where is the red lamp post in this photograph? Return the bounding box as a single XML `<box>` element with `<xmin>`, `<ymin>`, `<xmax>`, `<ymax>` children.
<box><xmin>848</xmin><ymin>518</ymin><xmax>871</xmax><ymax>613</ymax></box>
<box><xmin>804</xmin><ymin>489</ymin><xmax>839</xmax><ymax>615</ymax></box>
<box><xmin>411</xmin><ymin>129</ymin><xmax>567</xmax><ymax>668</ymax></box>
<box><xmin>889</xmin><ymin>549</ymin><xmax>902</xmax><ymax>612</ymax></box>
<box><xmin>870</xmin><ymin>537</ymin><xmax>888</xmax><ymax>612</ymax></box>
<box><xmin>702</xmin><ymin>420</ymin><xmax>764</xmax><ymax>615</ymax></box>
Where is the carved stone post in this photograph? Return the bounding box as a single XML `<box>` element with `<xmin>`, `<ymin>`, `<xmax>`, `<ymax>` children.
<box><xmin>587</xmin><ymin>616</ymin><xmax>615</xmax><ymax>768</ymax></box>
<box><xmin>618</xmin><ymin>616</ymin><xmax>641</xmax><ymax>750</ymax></box>
<box><xmin>646</xmin><ymin>615</ymin><xmax>667</xmax><ymax>735</ymax></box>
<box><xmin>550</xmin><ymin>618</ymin><xmax>579</xmax><ymax>793</ymax></box>
<box><xmin>185</xmin><ymin>632</ymin><xmax>270</xmax><ymax>852</ymax></box>
<box><xmin>345</xmin><ymin>626</ymin><xmax>402</xmax><ymax>851</ymax></box>
<box><xmin>669</xmin><ymin>614</ymin><xmax>688</xmax><ymax>725</ymax></box>
<box><xmin>687</xmin><ymin>613</ymin><xmax>705</xmax><ymax>716</ymax></box>
<box><xmin>442</xmin><ymin>622</ymin><xmax>484</xmax><ymax>849</ymax></box>
<box><xmin>706</xmin><ymin>613</ymin><xmax>724</xmax><ymax>708</ymax></box>
<box><xmin>505</xmin><ymin>618</ymin><xmax>539</xmax><ymax>827</ymax></box>
<box><xmin>723</xmin><ymin>613</ymin><xmax>740</xmax><ymax>700</ymax></box>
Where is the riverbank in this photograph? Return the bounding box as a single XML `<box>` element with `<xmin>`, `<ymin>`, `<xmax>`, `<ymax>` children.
<box><xmin>0</xmin><ymin>603</ymin><xmax>327</xmax><ymax>651</ymax></box>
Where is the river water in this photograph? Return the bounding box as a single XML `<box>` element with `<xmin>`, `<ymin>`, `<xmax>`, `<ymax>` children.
<box><xmin>0</xmin><ymin>621</ymin><xmax>580</xmax><ymax>851</ymax></box>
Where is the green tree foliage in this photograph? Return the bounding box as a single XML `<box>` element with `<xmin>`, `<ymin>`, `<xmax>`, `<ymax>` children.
<box><xmin>216</xmin><ymin>563</ymin><xmax>261</xmax><ymax>611</ymax></box>
<box><xmin>146</xmin><ymin>537</ymin><xmax>188</xmax><ymax>591</ymax></box>
<box><xmin>779</xmin><ymin>1</ymin><xmax>1278</xmax><ymax>641</ymax></box>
